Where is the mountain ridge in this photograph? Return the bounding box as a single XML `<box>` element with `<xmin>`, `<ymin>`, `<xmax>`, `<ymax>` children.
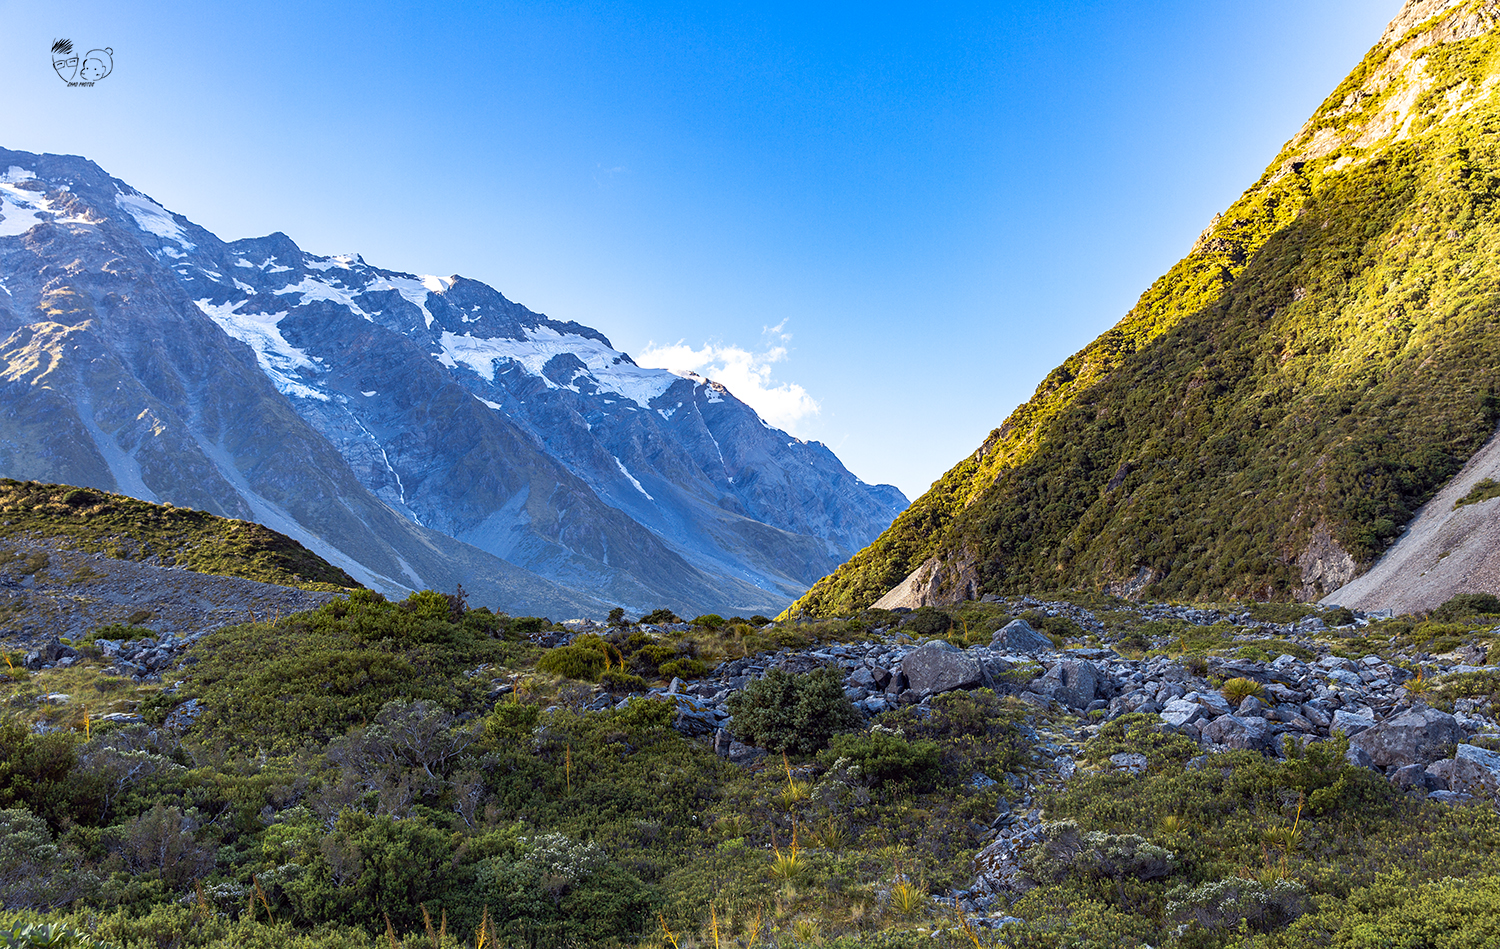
<box><xmin>790</xmin><ymin>0</ymin><xmax>1500</xmax><ymax>617</ymax></box>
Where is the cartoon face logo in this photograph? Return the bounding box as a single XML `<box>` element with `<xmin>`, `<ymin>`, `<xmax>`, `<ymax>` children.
<box><xmin>50</xmin><ymin>38</ymin><xmax>77</xmax><ymax>82</ymax></box>
<box><xmin>79</xmin><ymin>48</ymin><xmax>112</xmax><ymax>81</ymax></box>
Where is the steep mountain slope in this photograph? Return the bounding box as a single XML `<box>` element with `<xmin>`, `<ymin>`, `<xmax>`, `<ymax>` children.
<box><xmin>792</xmin><ymin>0</ymin><xmax>1500</xmax><ymax>615</ymax></box>
<box><xmin>0</xmin><ymin>149</ymin><xmax>903</xmax><ymax>617</ymax></box>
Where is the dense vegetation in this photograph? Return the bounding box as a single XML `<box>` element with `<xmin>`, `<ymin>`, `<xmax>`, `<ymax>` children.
<box><xmin>7</xmin><ymin>592</ymin><xmax>1500</xmax><ymax>947</ymax></box>
<box><xmin>792</xmin><ymin>5</ymin><xmax>1500</xmax><ymax>616</ymax></box>
<box><xmin>0</xmin><ymin>481</ymin><xmax>359</xmax><ymax>591</ymax></box>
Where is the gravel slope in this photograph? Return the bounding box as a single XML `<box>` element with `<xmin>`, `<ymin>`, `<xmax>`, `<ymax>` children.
<box><xmin>0</xmin><ymin>535</ymin><xmax>339</xmax><ymax>652</ymax></box>
<box><xmin>1326</xmin><ymin>424</ymin><xmax>1500</xmax><ymax>613</ymax></box>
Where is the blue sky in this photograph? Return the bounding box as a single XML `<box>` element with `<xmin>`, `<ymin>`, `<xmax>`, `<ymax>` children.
<box><xmin>2</xmin><ymin>0</ymin><xmax>1396</xmax><ymax>500</ymax></box>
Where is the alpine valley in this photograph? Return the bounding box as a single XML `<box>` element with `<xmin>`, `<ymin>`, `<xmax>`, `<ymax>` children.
<box><xmin>0</xmin><ymin>148</ymin><xmax>906</xmax><ymax>619</ymax></box>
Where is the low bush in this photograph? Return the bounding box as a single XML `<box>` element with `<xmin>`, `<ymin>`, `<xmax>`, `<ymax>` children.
<box><xmin>824</xmin><ymin>728</ymin><xmax>941</xmax><ymax>790</ymax></box>
<box><xmin>725</xmin><ymin>668</ymin><xmax>859</xmax><ymax>756</ymax></box>
<box><xmin>901</xmin><ymin>607</ymin><xmax>952</xmax><ymax>636</ymax></box>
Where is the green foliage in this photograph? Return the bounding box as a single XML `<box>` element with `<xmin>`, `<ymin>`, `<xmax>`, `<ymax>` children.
<box><xmin>1083</xmin><ymin>713</ymin><xmax>1201</xmax><ymax>770</ymax></box>
<box><xmin>178</xmin><ymin>589</ymin><xmax>515</xmax><ymax>751</ymax></box>
<box><xmin>599</xmin><ymin>670</ymin><xmax>647</xmax><ymax>693</ymax></box>
<box><xmin>536</xmin><ymin>643</ymin><xmax>606</xmax><ymax>681</ymax></box>
<box><xmin>1166</xmin><ymin>876</ymin><xmax>1308</xmax><ymax>934</ymax></box>
<box><xmin>724</xmin><ymin>668</ymin><xmax>860</xmax><ymax>756</ymax></box>
<box><xmin>883</xmin><ymin>689</ymin><xmax>1029</xmax><ymax>780</ymax></box>
<box><xmin>1221</xmin><ymin>677</ymin><xmax>1266</xmax><ymax>705</ymax></box>
<box><xmin>0</xmin><ymin>920</ymin><xmax>116</xmax><ymax>949</ymax></box>
<box><xmin>690</xmin><ymin>614</ymin><xmax>726</xmax><ymax>629</ymax></box>
<box><xmin>1430</xmin><ymin>591</ymin><xmax>1500</xmax><ymax>621</ymax></box>
<box><xmin>82</xmin><ymin>625</ymin><xmax>153</xmax><ymax>644</ymax></box>
<box><xmin>0</xmin><ymin>718</ymin><xmax>97</xmax><ymax>829</ymax></box>
<box><xmin>638</xmin><ymin>608</ymin><xmax>683</xmax><ymax>625</ymax></box>
<box><xmin>901</xmin><ymin>607</ymin><xmax>952</xmax><ymax>636</ymax></box>
<box><xmin>1023</xmin><ymin>821</ymin><xmax>1176</xmax><ymax>884</ymax></box>
<box><xmin>0</xmin><ymin>481</ymin><xmax>357</xmax><ymax>591</ymax></box>
<box><xmin>824</xmin><ymin>728</ymin><xmax>941</xmax><ymax>790</ymax></box>
<box><xmin>0</xmin><ymin>809</ymin><xmax>95</xmax><ymax>911</ymax></box>
<box><xmin>1455</xmin><ymin>476</ymin><xmax>1500</xmax><ymax>507</ymax></box>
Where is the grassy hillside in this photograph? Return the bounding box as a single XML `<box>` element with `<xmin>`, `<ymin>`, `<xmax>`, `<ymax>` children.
<box><xmin>792</xmin><ymin>4</ymin><xmax>1500</xmax><ymax>616</ymax></box>
<box><xmin>0</xmin><ymin>480</ymin><xmax>359</xmax><ymax>591</ymax></box>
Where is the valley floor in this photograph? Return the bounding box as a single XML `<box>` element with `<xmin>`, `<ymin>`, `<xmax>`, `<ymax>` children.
<box><xmin>6</xmin><ymin>590</ymin><xmax>1500</xmax><ymax>948</ymax></box>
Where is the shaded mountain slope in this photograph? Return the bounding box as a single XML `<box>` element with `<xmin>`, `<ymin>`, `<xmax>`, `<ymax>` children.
<box><xmin>793</xmin><ymin>0</ymin><xmax>1500</xmax><ymax>615</ymax></box>
<box><xmin>0</xmin><ymin>148</ymin><xmax>903</xmax><ymax>617</ymax></box>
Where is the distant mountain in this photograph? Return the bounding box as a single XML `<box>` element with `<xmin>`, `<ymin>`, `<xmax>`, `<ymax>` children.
<box><xmin>0</xmin><ymin>151</ymin><xmax>905</xmax><ymax>617</ymax></box>
<box><xmin>791</xmin><ymin>0</ymin><xmax>1500</xmax><ymax>616</ymax></box>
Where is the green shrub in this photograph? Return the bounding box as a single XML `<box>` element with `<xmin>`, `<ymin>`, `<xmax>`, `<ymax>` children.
<box><xmin>901</xmin><ymin>607</ymin><xmax>952</xmax><ymax>636</ymax></box>
<box><xmin>638</xmin><ymin>608</ymin><xmax>683</xmax><ymax>625</ymax></box>
<box><xmin>1430</xmin><ymin>592</ymin><xmax>1500</xmax><ymax>621</ymax></box>
<box><xmin>690</xmin><ymin>614</ymin><xmax>726</xmax><ymax>629</ymax></box>
<box><xmin>1454</xmin><ymin>477</ymin><xmax>1500</xmax><ymax>508</ymax></box>
<box><xmin>1221</xmin><ymin>677</ymin><xmax>1265</xmax><ymax>705</ymax></box>
<box><xmin>537</xmin><ymin>644</ymin><xmax>606</xmax><ymax>682</ymax></box>
<box><xmin>1083</xmin><ymin>713</ymin><xmax>1200</xmax><ymax>770</ymax></box>
<box><xmin>0</xmin><ymin>808</ymin><xmax>96</xmax><ymax>911</ymax></box>
<box><xmin>824</xmin><ymin>728</ymin><xmax>941</xmax><ymax>789</ymax></box>
<box><xmin>599</xmin><ymin>671</ymin><xmax>647</xmax><ymax>693</ymax></box>
<box><xmin>1166</xmin><ymin>876</ymin><xmax>1308</xmax><ymax>933</ymax></box>
<box><xmin>724</xmin><ymin>668</ymin><xmax>860</xmax><ymax>756</ymax></box>
<box><xmin>178</xmin><ymin>589</ymin><xmax>514</xmax><ymax>750</ymax></box>
<box><xmin>1023</xmin><ymin>821</ymin><xmax>1176</xmax><ymax>884</ymax></box>
<box><xmin>84</xmin><ymin>624</ymin><xmax>154</xmax><ymax>643</ymax></box>
<box><xmin>1323</xmin><ymin>606</ymin><xmax>1356</xmax><ymax>626</ymax></box>
<box><xmin>657</xmin><ymin>658</ymin><xmax>707</xmax><ymax>679</ymax></box>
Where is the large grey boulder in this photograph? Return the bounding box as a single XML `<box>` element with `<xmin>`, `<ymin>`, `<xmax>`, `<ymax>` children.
<box><xmin>1348</xmin><ymin>706</ymin><xmax>1463</xmax><ymax>769</ymax></box>
<box><xmin>900</xmin><ymin>640</ymin><xmax>984</xmax><ymax>699</ymax></box>
<box><xmin>1202</xmin><ymin>714</ymin><xmax>1273</xmax><ymax>752</ymax></box>
<box><xmin>1160</xmin><ymin>699</ymin><xmax>1205</xmax><ymax>729</ymax></box>
<box><xmin>1037</xmin><ymin>659</ymin><xmax>1100</xmax><ymax>709</ymax></box>
<box><xmin>1426</xmin><ymin>757</ymin><xmax>1500</xmax><ymax>796</ymax></box>
<box><xmin>1456</xmin><ymin>743</ymin><xmax>1500</xmax><ymax>778</ymax></box>
<box><xmin>1331</xmin><ymin>708</ymin><xmax>1376</xmax><ymax>736</ymax></box>
<box><xmin>991</xmin><ymin>619</ymin><xmax>1052</xmax><ymax>653</ymax></box>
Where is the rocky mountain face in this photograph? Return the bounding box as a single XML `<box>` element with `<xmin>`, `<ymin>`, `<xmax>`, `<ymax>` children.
<box><xmin>0</xmin><ymin>151</ymin><xmax>904</xmax><ymax>618</ymax></box>
<box><xmin>792</xmin><ymin>0</ymin><xmax>1500</xmax><ymax>617</ymax></box>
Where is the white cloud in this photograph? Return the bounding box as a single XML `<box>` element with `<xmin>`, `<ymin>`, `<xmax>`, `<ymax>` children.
<box><xmin>636</xmin><ymin>329</ymin><xmax>820</xmax><ymax>434</ymax></box>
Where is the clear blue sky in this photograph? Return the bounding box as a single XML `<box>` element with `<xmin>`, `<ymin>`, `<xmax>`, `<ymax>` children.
<box><xmin>1</xmin><ymin>0</ymin><xmax>1397</xmax><ymax>500</ymax></box>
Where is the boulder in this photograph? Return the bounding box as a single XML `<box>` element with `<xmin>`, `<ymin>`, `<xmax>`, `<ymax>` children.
<box><xmin>1331</xmin><ymin>709</ymin><xmax>1376</xmax><ymax>736</ymax></box>
<box><xmin>991</xmin><ymin>619</ymin><xmax>1053</xmax><ymax>653</ymax></box>
<box><xmin>1389</xmin><ymin>763</ymin><xmax>1436</xmax><ymax>792</ymax></box>
<box><xmin>1159</xmin><ymin>698</ymin><xmax>1204</xmax><ymax>729</ymax></box>
<box><xmin>1348</xmin><ymin>706</ymin><xmax>1463</xmax><ymax>769</ymax></box>
<box><xmin>1456</xmin><ymin>743</ymin><xmax>1500</xmax><ymax>778</ymax></box>
<box><xmin>1191</xmin><ymin>691</ymin><xmax>1232</xmax><ymax>717</ymax></box>
<box><xmin>900</xmin><ymin>640</ymin><xmax>984</xmax><ymax>699</ymax></box>
<box><xmin>1202</xmin><ymin>714</ymin><xmax>1273</xmax><ymax>752</ymax></box>
<box><xmin>1038</xmin><ymin>659</ymin><xmax>1100</xmax><ymax>710</ymax></box>
<box><xmin>1426</xmin><ymin>757</ymin><xmax>1500</xmax><ymax>796</ymax></box>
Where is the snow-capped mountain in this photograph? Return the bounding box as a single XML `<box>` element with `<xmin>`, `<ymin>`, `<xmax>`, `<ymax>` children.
<box><xmin>0</xmin><ymin>148</ymin><xmax>906</xmax><ymax>617</ymax></box>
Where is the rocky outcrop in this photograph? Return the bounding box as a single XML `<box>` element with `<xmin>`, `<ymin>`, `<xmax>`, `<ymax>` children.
<box><xmin>873</xmin><ymin>551</ymin><xmax>980</xmax><ymax>611</ymax></box>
